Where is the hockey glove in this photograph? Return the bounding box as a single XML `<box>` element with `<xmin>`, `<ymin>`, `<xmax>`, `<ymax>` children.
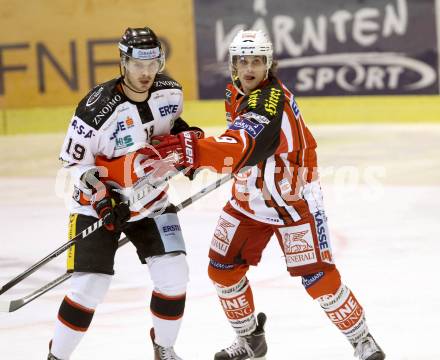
<box><xmin>91</xmin><ymin>184</ymin><xmax>130</xmax><ymax>232</ymax></box>
<box><xmin>150</xmin><ymin>130</ymin><xmax>200</xmax><ymax>169</ymax></box>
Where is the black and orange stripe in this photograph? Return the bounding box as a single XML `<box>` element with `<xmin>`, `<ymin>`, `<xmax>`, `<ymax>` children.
<box><xmin>57</xmin><ymin>296</ymin><xmax>95</xmax><ymax>332</ymax></box>
<box><xmin>150</xmin><ymin>291</ymin><xmax>186</xmax><ymax>321</ymax></box>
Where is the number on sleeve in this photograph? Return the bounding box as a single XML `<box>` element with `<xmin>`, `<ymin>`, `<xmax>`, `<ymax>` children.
<box><xmin>65</xmin><ymin>137</ymin><xmax>86</xmax><ymax>161</ymax></box>
<box><xmin>214</xmin><ymin>136</ymin><xmax>238</xmax><ymax>144</ymax></box>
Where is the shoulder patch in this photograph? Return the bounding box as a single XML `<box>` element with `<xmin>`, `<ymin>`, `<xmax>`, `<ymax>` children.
<box><xmin>75</xmin><ymin>79</ymin><xmax>125</xmax><ymax>130</ymax></box>
<box><xmin>86</xmin><ymin>86</ymin><xmax>104</xmax><ymax>107</ymax></box>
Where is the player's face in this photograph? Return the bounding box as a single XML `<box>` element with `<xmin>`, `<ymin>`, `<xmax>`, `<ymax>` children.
<box><xmin>123</xmin><ymin>58</ymin><xmax>160</xmax><ymax>92</ymax></box>
<box><xmin>235</xmin><ymin>55</ymin><xmax>267</xmax><ymax>94</ymax></box>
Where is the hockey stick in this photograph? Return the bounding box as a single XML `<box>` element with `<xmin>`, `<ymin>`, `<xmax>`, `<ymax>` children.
<box><xmin>0</xmin><ymin>174</ymin><xmax>232</xmax><ymax>312</ymax></box>
<box><xmin>0</xmin><ymin>168</ymin><xmax>183</xmax><ymax>297</ymax></box>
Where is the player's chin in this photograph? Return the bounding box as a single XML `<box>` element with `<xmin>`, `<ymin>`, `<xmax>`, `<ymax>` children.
<box><xmin>138</xmin><ymin>81</ymin><xmax>152</xmax><ymax>91</ymax></box>
<box><xmin>244</xmin><ymin>80</ymin><xmax>258</xmax><ymax>92</ymax></box>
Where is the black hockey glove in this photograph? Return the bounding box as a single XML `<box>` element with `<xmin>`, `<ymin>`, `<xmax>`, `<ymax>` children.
<box><xmin>84</xmin><ymin>170</ymin><xmax>130</xmax><ymax>231</ymax></box>
<box><xmin>92</xmin><ymin>188</ymin><xmax>130</xmax><ymax>232</ymax></box>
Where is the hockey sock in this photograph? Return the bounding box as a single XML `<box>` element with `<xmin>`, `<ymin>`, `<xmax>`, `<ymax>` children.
<box><xmin>50</xmin><ymin>272</ymin><xmax>111</xmax><ymax>359</ymax></box>
<box><xmin>317</xmin><ymin>284</ymin><xmax>369</xmax><ymax>344</ymax></box>
<box><xmin>214</xmin><ymin>276</ymin><xmax>256</xmax><ymax>336</ymax></box>
<box><xmin>150</xmin><ymin>291</ymin><xmax>186</xmax><ymax>347</ymax></box>
<box><xmin>51</xmin><ymin>296</ymin><xmax>95</xmax><ymax>359</ymax></box>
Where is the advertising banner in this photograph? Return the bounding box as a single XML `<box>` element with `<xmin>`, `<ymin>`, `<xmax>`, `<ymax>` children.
<box><xmin>194</xmin><ymin>0</ymin><xmax>439</xmax><ymax>98</ymax></box>
<box><xmin>0</xmin><ymin>0</ymin><xmax>197</xmax><ymax>108</ymax></box>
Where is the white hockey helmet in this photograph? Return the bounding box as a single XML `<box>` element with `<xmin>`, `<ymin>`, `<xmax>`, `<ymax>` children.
<box><xmin>229</xmin><ymin>30</ymin><xmax>273</xmax><ymax>70</ymax></box>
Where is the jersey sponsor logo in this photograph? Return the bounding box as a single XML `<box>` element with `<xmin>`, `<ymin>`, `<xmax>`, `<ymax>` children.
<box><xmin>247</xmin><ymin>89</ymin><xmax>261</xmax><ymax>109</ymax></box>
<box><xmin>71</xmin><ymin>119</ymin><xmax>94</xmax><ymax>138</ymax></box>
<box><xmin>241</xmin><ymin>111</ymin><xmax>270</xmax><ymax>125</ymax></box>
<box><xmin>115</xmin><ymin>135</ymin><xmax>134</xmax><ymax>150</ymax></box>
<box><xmin>278</xmin><ymin>223</ymin><xmax>317</xmax><ymax>268</ymax></box>
<box><xmin>109</xmin><ymin>117</ymin><xmax>134</xmax><ymax>140</ymax></box>
<box><xmin>302</xmin><ymin>271</ymin><xmax>324</xmax><ymax>288</ymax></box>
<box><xmin>313</xmin><ymin>211</ymin><xmax>333</xmax><ymax>263</ymax></box>
<box><xmin>162</xmin><ymin>224</ymin><xmax>181</xmax><ymax>233</ymax></box>
<box><xmin>154</xmin><ymin>80</ymin><xmax>180</xmax><ymax>88</ymax></box>
<box><xmin>327</xmin><ymin>293</ymin><xmax>364</xmax><ymax>331</ymax></box>
<box><xmin>221</xmin><ymin>294</ymin><xmax>253</xmax><ymax>320</ymax></box>
<box><xmin>158</xmin><ymin>104</ymin><xmax>179</xmax><ymax>117</ymax></box>
<box><xmin>93</xmin><ymin>94</ymin><xmax>122</xmax><ymax>126</ymax></box>
<box><xmin>125</xmin><ymin>116</ymin><xmax>134</xmax><ymax>128</ymax></box>
<box><xmin>209</xmin><ymin>259</ymin><xmax>235</xmax><ymax>270</ymax></box>
<box><xmin>211</xmin><ymin>212</ymin><xmax>240</xmax><ymax>256</ymax></box>
<box><xmin>86</xmin><ymin>86</ymin><xmax>104</xmax><ymax>107</ymax></box>
<box><xmin>264</xmin><ymin>87</ymin><xmax>282</xmax><ymax>116</ymax></box>
<box><xmin>292</xmin><ymin>97</ymin><xmax>301</xmax><ymax>118</ymax></box>
<box><xmin>230</xmin><ymin>118</ymin><xmax>264</xmax><ymax>138</ymax></box>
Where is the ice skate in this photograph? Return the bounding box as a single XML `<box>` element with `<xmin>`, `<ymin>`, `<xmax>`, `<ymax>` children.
<box><xmin>354</xmin><ymin>333</ymin><xmax>385</xmax><ymax>360</ymax></box>
<box><xmin>214</xmin><ymin>312</ymin><xmax>267</xmax><ymax>360</ymax></box>
<box><xmin>150</xmin><ymin>328</ymin><xmax>183</xmax><ymax>360</ymax></box>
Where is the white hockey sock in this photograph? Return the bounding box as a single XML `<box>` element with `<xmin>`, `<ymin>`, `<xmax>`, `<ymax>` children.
<box><xmin>214</xmin><ymin>277</ymin><xmax>257</xmax><ymax>336</ymax></box>
<box><xmin>318</xmin><ymin>284</ymin><xmax>369</xmax><ymax>344</ymax></box>
<box><xmin>151</xmin><ymin>315</ymin><xmax>184</xmax><ymax>347</ymax></box>
<box><xmin>147</xmin><ymin>254</ymin><xmax>189</xmax><ymax>347</ymax></box>
<box><xmin>50</xmin><ymin>273</ymin><xmax>111</xmax><ymax>358</ymax></box>
<box><xmin>51</xmin><ymin>319</ymin><xmax>86</xmax><ymax>359</ymax></box>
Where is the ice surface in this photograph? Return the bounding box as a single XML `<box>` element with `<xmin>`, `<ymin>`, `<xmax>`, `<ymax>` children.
<box><xmin>0</xmin><ymin>125</ymin><xmax>439</xmax><ymax>359</ymax></box>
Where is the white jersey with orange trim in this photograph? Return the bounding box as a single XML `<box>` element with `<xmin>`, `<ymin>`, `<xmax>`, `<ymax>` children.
<box><xmin>197</xmin><ymin>76</ymin><xmax>318</xmax><ymax>225</ymax></box>
<box><xmin>59</xmin><ymin>74</ymin><xmax>186</xmax><ymax>221</ymax></box>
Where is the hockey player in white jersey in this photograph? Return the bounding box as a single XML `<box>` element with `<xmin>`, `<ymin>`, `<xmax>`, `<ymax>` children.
<box><xmin>47</xmin><ymin>27</ymin><xmax>202</xmax><ymax>360</ymax></box>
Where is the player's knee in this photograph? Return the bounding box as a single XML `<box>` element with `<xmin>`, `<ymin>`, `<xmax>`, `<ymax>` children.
<box><xmin>301</xmin><ymin>267</ymin><xmax>341</xmax><ymax>299</ymax></box>
<box><xmin>68</xmin><ymin>272</ymin><xmax>112</xmax><ymax>308</ymax></box>
<box><xmin>148</xmin><ymin>253</ymin><xmax>189</xmax><ymax>296</ymax></box>
<box><xmin>207</xmin><ymin>258</ymin><xmax>249</xmax><ymax>286</ymax></box>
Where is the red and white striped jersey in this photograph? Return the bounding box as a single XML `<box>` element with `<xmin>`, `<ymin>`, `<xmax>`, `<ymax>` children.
<box><xmin>197</xmin><ymin>76</ymin><xmax>318</xmax><ymax>225</ymax></box>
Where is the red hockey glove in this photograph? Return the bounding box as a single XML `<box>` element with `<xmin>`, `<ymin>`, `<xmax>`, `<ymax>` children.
<box><xmin>91</xmin><ymin>183</ymin><xmax>130</xmax><ymax>232</ymax></box>
<box><xmin>151</xmin><ymin>131</ymin><xmax>200</xmax><ymax>169</ymax></box>
<box><xmin>185</xmin><ymin>126</ymin><xmax>205</xmax><ymax>140</ymax></box>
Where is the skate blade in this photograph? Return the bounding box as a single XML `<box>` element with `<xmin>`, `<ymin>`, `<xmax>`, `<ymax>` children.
<box><xmin>253</xmin><ymin>356</ymin><xmax>266</xmax><ymax>360</ymax></box>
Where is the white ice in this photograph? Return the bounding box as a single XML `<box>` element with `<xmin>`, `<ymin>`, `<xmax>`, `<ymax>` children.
<box><xmin>0</xmin><ymin>125</ymin><xmax>439</xmax><ymax>359</ymax></box>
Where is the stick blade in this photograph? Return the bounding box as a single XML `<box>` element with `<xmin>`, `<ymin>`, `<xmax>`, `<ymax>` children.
<box><xmin>0</xmin><ymin>299</ymin><xmax>23</xmax><ymax>313</ymax></box>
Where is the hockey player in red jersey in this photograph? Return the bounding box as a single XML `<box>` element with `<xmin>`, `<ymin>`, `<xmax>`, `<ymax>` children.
<box><xmin>150</xmin><ymin>30</ymin><xmax>386</xmax><ymax>360</ymax></box>
<box><xmin>48</xmin><ymin>27</ymin><xmax>203</xmax><ymax>360</ymax></box>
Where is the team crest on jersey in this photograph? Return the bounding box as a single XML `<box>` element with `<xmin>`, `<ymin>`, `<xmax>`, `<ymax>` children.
<box><xmin>86</xmin><ymin>86</ymin><xmax>104</xmax><ymax>107</ymax></box>
<box><xmin>230</xmin><ymin>118</ymin><xmax>264</xmax><ymax>138</ymax></box>
<box><xmin>211</xmin><ymin>212</ymin><xmax>240</xmax><ymax>256</ymax></box>
<box><xmin>278</xmin><ymin>223</ymin><xmax>317</xmax><ymax>268</ymax></box>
